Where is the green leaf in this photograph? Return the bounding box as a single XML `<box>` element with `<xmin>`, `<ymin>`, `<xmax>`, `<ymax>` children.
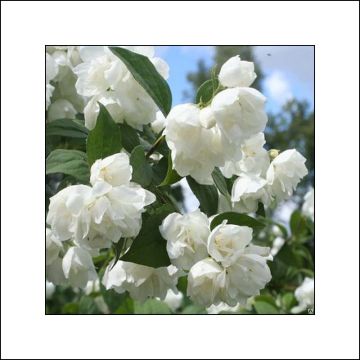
<box><xmin>196</xmin><ymin>78</ymin><xmax>220</xmax><ymax>104</ymax></box>
<box><xmin>130</xmin><ymin>145</ymin><xmax>153</xmax><ymax>187</ymax></box>
<box><xmin>110</xmin><ymin>47</ymin><xmax>172</xmax><ymax>116</ymax></box>
<box><xmin>210</xmin><ymin>212</ymin><xmax>266</xmax><ymax>231</ymax></box>
<box><xmin>86</xmin><ymin>103</ymin><xmax>122</xmax><ymax>166</ymax></box>
<box><xmin>276</xmin><ymin>243</ymin><xmax>302</xmax><ymax>268</ymax></box>
<box><xmin>290</xmin><ymin>210</ymin><xmax>308</xmax><ymax>238</ymax></box>
<box><xmin>151</xmin><ymin>156</ymin><xmax>168</xmax><ymax>186</ymax></box>
<box><xmin>46</xmin><ymin>149</ymin><xmax>90</xmax><ymax>183</ymax></box>
<box><xmin>114</xmin><ymin>296</ymin><xmax>134</xmax><ymax>314</ymax></box>
<box><xmin>187</xmin><ymin>176</ymin><xmax>219</xmax><ymax>216</ymax></box>
<box><xmin>256</xmin><ymin>202</ymin><xmax>266</xmax><ymax>218</ymax></box>
<box><xmin>254</xmin><ymin>300</ymin><xmax>279</xmax><ymax>314</ymax></box>
<box><xmin>119</xmin><ymin>122</ymin><xmax>140</xmax><ymax>152</ymax></box>
<box><xmin>159</xmin><ymin>156</ymin><xmax>181</xmax><ymax>186</ymax></box>
<box><xmin>46</xmin><ymin>118</ymin><xmax>89</xmax><ymax>138</ymax></box>
<box><xmin>121</xmin><ymin>206</ymin><xmax>172</xmax><ymax>268</ymax></box>
<box><xmin>211</xmin><ymin>167</ymin><xmax>229</xmax><ymax>197</ymax></box>
<box><xmin>134</xmin><ymin>299</ymin><xmax>171</xmax><ymax>314</ymax></box>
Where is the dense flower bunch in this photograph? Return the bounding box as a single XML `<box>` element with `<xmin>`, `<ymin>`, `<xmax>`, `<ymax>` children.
<box><xmin>46</xmin><ymin>46</ymin><xmax>311</xmax><ymax>313</ymax></box>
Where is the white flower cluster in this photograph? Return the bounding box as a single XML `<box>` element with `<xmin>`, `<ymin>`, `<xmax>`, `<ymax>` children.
<box><xmin>164</xmin><ymin>55</ymin><xmax>308</xmax><ymax>211</ymax></box>
<box><xmin>46</xmin><ymin>152</ymin><xmax>156</xmax><ymax>289</ymax></box>
<box><xmin>46</xmin><ymin>46</ymin><xmax>85</xmax><ymax>120</ymax></box>
<box><xmin>160</xmin><ymin>209</ymin><xmax>273</xmax><ymax>307</ymax></box>
<box><xmin>74</xmin><ymin>46</ymin><xmax>168</xmax><ymax>131</ymax></box>
<box><xmin>46</xmin><ymin>46</ymin><xmax>169</xmax><ymax>132</ymax></box>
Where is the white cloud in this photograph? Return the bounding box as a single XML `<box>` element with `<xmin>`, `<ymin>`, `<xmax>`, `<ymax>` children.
<box><xmin>264</xmin><ymin>71</ymin><xmax>293</xmax><ymax>105</ymax></box>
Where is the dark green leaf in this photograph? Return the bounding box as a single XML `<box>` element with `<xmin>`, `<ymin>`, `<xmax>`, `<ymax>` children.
<box><xmin>256</xmin><ymin>202</ymin><xmax>266</xmax><ymax>218</ymax></box>
<box><xmin>130</xmin><ymin>145</ymin><xmax>153</xmax><ymax>187</ymax></box>
<box><xmin>114</xmin><ymin>296</ymin><xmax>134</xmax><ymax>314</ymax></box>
<box><xmin>159</xmin><ymin>156</ymin><xmax>181</xmax><ymax>186</ymax></box>
<box><xmin>119</xmin><ymin>122</ymin><xmax>140</xmax><ymax>152</ymax></box>
<box><xmin>211</xmin><ymin>167</ymin><xmax>229</xmax><ymax>196</ymax></box>
<box><xmin>196</xmin><ymin>78</ymin><xmax>220</xmax><ymax>104</ymax></box>
<box><xmin>121</xmin><ymin>205</ymin><xmax>173</xmax><ymax>268</ymax></box>
<box><xmin>151</xmin><ymin>156</ymin><xmax>168</xmax><ymax>186</ymax></box>
<box><xmin>46</xmin><ymin>118</ymin><xmax>89</xmax><ymax>138</ymax></box>
<box><xmin>187</xmin><ymin>176</ymin><xmax>219</xmax><ymax>216</ymax></box>
<box><xmin>86</xmin><ymin>103</ymin><xmax>122</xmax><ymax>166</ymax></box>
<box><xmin>276</xmin><ymin>243</ymin><xmax>302</xmax><ymax>268</ymax></box>
<box><xmin>210</xmin><ymin>212</ymin><xmax>265</xmax><ymax>231</ymax></box>
<box><xmin>110</xmin><ymin>47</ymin><xmax>172</xmax><ymax>116</ymax></box>
<box><xmin>46</xmin><ymin>149</ymin><xmax>90</xmax><ymax>183</ymax></box>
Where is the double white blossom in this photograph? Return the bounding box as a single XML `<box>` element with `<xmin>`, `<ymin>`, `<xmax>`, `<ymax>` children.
<box><xmin>164</xmin><ymin>104</ymin><xmax>225</xmax><ymax>184</ymax></box>
<box><xmin>102</xmin><ymin>260</ymin><xmax>180</xmax><ymax>303</ymax></box>
<box><xmin>46</xmin><ymin>152</ymin><xmax>156</xmax><ymax>252</ymax></box>
<box><xmin>62</xmin><ymin>247</ymin><xmax>97</xmax><ymax>289</ymax></box>
<box><xmin>231</xmin><ymin>174</ymin><xmax>271</xmax><ymax>213</ymax></box>
<box><xmin>266</xmin><ymin>149</ymin><xmax>308</xmax><ymax>201</ymax></box>
<box><xmin>291</xmin><ymin>277</ymin><xmax>314</xmax><ymax>313</ymax></box>
<box><xmin>211</xmin><ymin>87</ymin><xmax>268</xmax><ymax>146</ymax></box>
<box><xmin>218</xmin><ymin>55</ymin><xmax>257</xmax><ymax>88</ymax></box>
<box><xmin>160</xmin><ymin>210</ymin><xmax>210</xmax><ymax>270</ymax></box>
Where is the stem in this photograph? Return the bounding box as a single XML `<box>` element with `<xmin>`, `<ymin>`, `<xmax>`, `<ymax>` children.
<box><xmin>146</xmin><ymin>134</ymin><xmax>165</xmax><ymax>159</ymax></box>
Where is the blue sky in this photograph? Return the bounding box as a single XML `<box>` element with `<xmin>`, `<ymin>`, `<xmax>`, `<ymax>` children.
<box><xmin>155</xmin><ymin>46</ymin><xmax>314</xmax><ymax>114</ymax></box>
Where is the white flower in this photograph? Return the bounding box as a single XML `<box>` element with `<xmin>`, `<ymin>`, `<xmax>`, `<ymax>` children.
<box><xmin>271</xmin><ymin>236</ymin><xmax>285</xmax><ymax>256</ymax></box>
<box><xmin>90</xmin><ymin>153</ymin><xmax>132</xmax><ymax>188</ymax></box>
<box><xmin>211</xmin><ymin>87</ymin><xmax>268</xmax><ymax>145</ymax></box>
<box><xmin>221</xmin><ymin>133</ymin><xmax>270</xmax><ymax>178</ymax></box>
<box><xmin>161</xmin><ymin>289</ymin><xmax>183</xmax><ymax>311</ymax></box>
<box><xmin>46</xmin><ymin>228</ymin><xmax>62</xmax><ymax>266</ymax></box>
<box><xmin>102</xmin><ymin>261</ymin><xmax>180</xmax><ymax>303</ymax></box>
<box><xmin>302</xmin><ymin>187</ymin><xmax>314</xmax><ymax>220</ymax></box>
<box><xmin>46</xmin><ymin>53</ymin><xmax>59</xmax><ymax>109</ymax></box>
<box><xmin>187</xmin><ymin>258</ymin><xmax>227</xmax><ymax>307</ymax></box>
<box><xmin>83</xmin><ymin>91</ymin><xmax>124</xmax><ymax>130</ymax></box>
<box><xmin>291</xmin><ymin>277</ymin><xmax>314</xmax><ymax>314</ymax></box>
<box><xmin>208</xmin><ymin>223</ymin><xmax>253</xmax><ymax>267</ymax></box>
<box><xmin>73</xmin><ymin>46</ymin><xmax>126</xmax><ymax>96</ymax></box>
<box><xmin>218</xmin><ymin>55</ymin><xmax>257</xmax><ymax>88</ymax></box>
<box><xmin>46</xmin><ymin>257</ymin><xmax>66</xmax><ymax>285</ymax></box>
<box><xmin>160</xmin><ymin>210</ymin><xmax>210</xmax><ymax>270</ymax></box>
<box><xmin>188</xmin><ymin>234</ymin><xmax>272</xmax><ymax>307</ymax></box>
<box><xmin>266</xmin><ymin>149</ymin><xmax>308</xmax><ymax>202</ymax></box>
<box><xmin>46</xmin><ymin>281</ymin><xmax>55</xmax><ymax>300</ymax></box>
<box><xmin>75</xmin><ymin>182</ymin><xmax>156</xmax><ymax>250</ymax></box>
<box><xmin>47</xmin><ymin>99</ymin><xmax>77</xmax><ymax>122</ymax></box>
<box><xmin>164</xmin><ymin>104</ymin><xmax>225</xmax><ymax>184</ymax></box>
<box><xmin>151</xmin><ymin>111</ymin><xmax>167</xmax><ymax>133</ymax></box>
<box><xmin>62</xmin><ymin>247</ymin><xmax>97</xmax><ymax>289</ymax></box>
<box><xmin>46</xmin><ymin>185</ymin><xmax>93</xmax><ymax>241</ymax></box>
<box><xmin>231</xmin><ymin>174</ymin><xmax>271</xmax><ymax>213</ymax></box>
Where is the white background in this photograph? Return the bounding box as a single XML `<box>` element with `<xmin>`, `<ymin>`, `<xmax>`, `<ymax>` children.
<box><xmin>1</xmin><ymin>1</ymin><xmax>359</xmax><ymax>359</ymax></box>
